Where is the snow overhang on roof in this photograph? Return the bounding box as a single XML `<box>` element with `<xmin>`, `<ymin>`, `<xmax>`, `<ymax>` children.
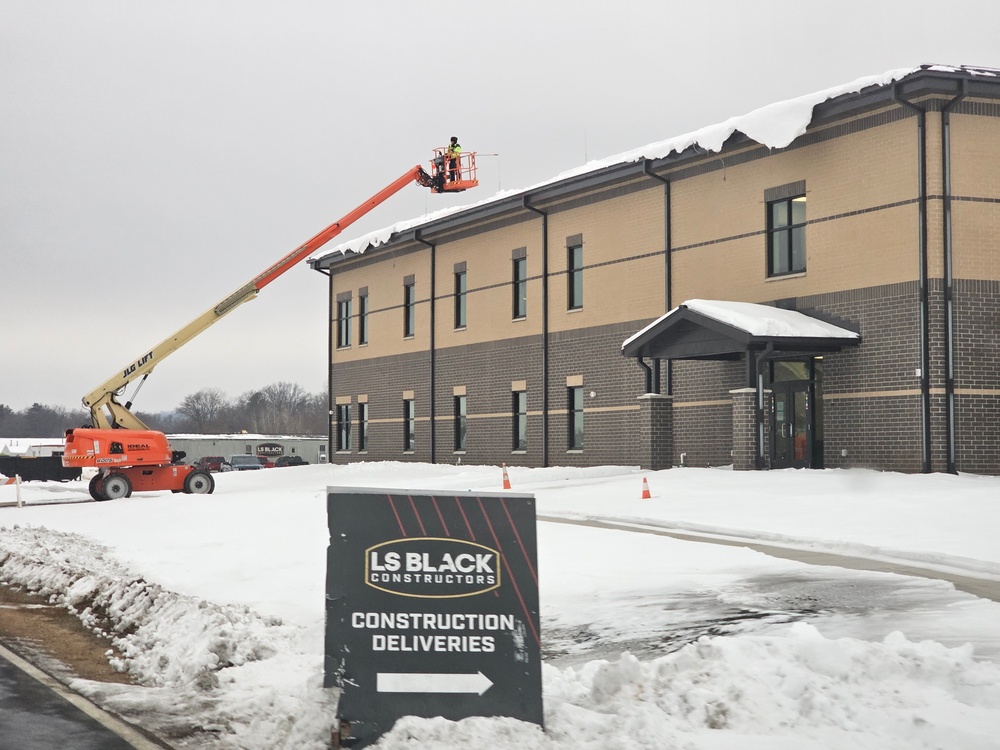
<box><xmin>621</xmin><ymin>300</ymin><xmax>861</xmax><ymax>360</ymax></box>
<box><xmin>309</xmin><ymin>64</ymin><xmax>1000</xmax><ymax>271</ymax></box>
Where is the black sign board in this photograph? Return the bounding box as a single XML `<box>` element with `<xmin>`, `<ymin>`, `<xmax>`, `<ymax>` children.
<box><xmin>325</xmin><ymin>487</ymin><xmax>542</xmax><ymax>748</ymax></box>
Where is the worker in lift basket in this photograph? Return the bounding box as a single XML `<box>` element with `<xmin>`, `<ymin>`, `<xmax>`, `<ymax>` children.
<box><xmin>447</xmin><ymin>136</ymin><xmax>461</xmax><ymax>181</ymax></box>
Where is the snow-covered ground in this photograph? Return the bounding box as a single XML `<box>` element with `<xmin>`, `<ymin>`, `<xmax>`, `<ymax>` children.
<box><xmin>1</xmin><ymin>463</ymin><xmax>998</xmax><ymax>749</ymax></box>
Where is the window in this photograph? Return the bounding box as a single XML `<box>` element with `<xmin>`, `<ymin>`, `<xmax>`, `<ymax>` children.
<box><xmin>512</xmin><ymin>256</ymin><xmax>527</xmax><ymax>319</ymax></box>
<box><xmin>336</xmin><ymin>404</ymin><xmax>351</xmax><ymax>451</ymax></box>
<box><xmin>567</xmin><ymin>244</ymin><xmax>583</xmax><ymax>310</ymax></box>
<box><xmin>568</xmin><ymin>387</ymin><xmax>584</xmax><ymax>449</ymax></box>
<box><xmin>454</xmin><ymin>395</ymin><xmax>467</xmax><ymax>451</ymax></box>
<box><xmin>358</xmin><ymin>402</ymin><xmax>369</xmax><ymax>451</ymax></box>
<box><xmin>767</xmin><ymin>195</ymin><xmax>807</xmax><ymax>276</ymax></box>
<box><xmin>512</xmin><ymin>390</ymin><xmax>527</xmax><ymax>451</ymax></box>
<box><xmin>454</xmin><ymin>268</ymin><xmax>467</xmax><ymax>329</ymax></box>
<box><xmin>404</xmin><ymin>398</ymin><xmax>415</xmax><ymax>451</ymax></box>
<box><xmin>403</xmin><ymin>278</ymin><xmax>416</xmax><ymax>338</ymax></box>
<box><xmin>358</xmin><ymin>290</ymin><xmax>368</xmax><ymax>345</ymax></box>
<box><xmin>336</xmin><ymin>298</ymin><xmax>351</xmax><ymax>348</ymax></box>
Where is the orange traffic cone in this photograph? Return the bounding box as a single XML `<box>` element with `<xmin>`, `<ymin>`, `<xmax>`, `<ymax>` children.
<box><xmin>502</xmin><ymin>464</ymin><xmax>512</xmax><ymax>490</ymax></box>
<box><xmin>641</xmin><ymin>477</ymin><xmax>652</xmax><ymax>500</ymax></box>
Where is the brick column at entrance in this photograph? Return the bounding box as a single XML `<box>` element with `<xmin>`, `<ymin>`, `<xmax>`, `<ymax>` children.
<box><xmin>730</xmin><ymin>387</ymin><xmax>769</xmax><ymax>471</ymax></box>
<box><xmin>636</xmin><ymin>393</ymin><xmax>673</xmax><ymax>470</ymax></box>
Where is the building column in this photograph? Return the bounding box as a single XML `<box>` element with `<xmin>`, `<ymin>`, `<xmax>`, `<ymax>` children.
<box><xmin>636</xmin><ymin>393</ymin><xmax>673</xmax><ymax>470</ymax></box>
<box><xmin>730</xmin><ymin>387</ymin><xmax>769</xmax><ymax>471</ymax></box>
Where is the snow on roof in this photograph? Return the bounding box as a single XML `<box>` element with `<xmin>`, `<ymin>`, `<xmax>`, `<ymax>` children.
<box><xmin>314</xmin><ymin>65</ymin><xmax>922</xmax><ymax>262</ymax></box>
<box><xmin>621</xmin><ymin>299</ymin><xmax>861</xmax><ymax>350</ymax></box>
<box><xmin>0</xmin><ymin>438</ymin><xmax>65</xmax><ymax>456</ymax></box>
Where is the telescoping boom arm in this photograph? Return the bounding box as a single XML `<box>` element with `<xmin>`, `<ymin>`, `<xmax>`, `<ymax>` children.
<box><xmin>85</xmin><ymin>164</ymin><xmax>439</xmax><ymax>430</ymax></box>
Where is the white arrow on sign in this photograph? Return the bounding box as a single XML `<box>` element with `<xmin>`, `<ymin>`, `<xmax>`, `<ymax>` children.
<box><xmin>377</xmin><ymin>671</ymin><xmax>493</xmax><ymax>695</ymax></box>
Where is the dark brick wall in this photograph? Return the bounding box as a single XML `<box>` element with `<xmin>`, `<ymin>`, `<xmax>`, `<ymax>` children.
<box><xmin>328</xmin><ymin>321</ymin><xmax>649</xmax><ymax>468</ymax></box>
<box><xmin>331</xmin><ymin>279</ymin><xmax>1000</xmax><ymax>476</ymax></box>
<box><xmin>671</xmin><ymin>359</ymin><xmax>743</xmax><ymax>467</ymax></box>
<box><xmin>951</xmin><ymin>279</ymin><xmax>1000</xmax><ymax>473</ymax></box>
<box><xmin>329</xmin><ymin>350</ymin><xmax>431</xmax><ymax>464</ymax></box>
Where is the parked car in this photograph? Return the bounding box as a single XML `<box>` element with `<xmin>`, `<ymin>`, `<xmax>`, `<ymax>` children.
<box><xmin>193</xmin><ymin>456</ymin><xmax>226</xmax><ymax>473</ymax></box>
<box><xmin>257</xmin><ymin>456</ymin><xmax>275</xmax><ymax>469</ymax></box>
<box><xmin>226</xmin><ymin>454</ymin><xmax>264</xmax><ymax>471</ymax></box>
<box><xmin>274</xmin><ymin>455</ymin><xmax>308</xmax><ymax>467</ymax></box>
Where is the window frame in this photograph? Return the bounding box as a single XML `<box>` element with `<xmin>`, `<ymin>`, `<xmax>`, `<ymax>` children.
<box><xmin>336</xmin><ymin>403</ymin><xmax>352</xmax><ymax>451</ymax></box>
<box><xmin>567</xmin><ymin>244</ymin><xmax>583</xmax><ymax>310</ymax></box>
<box><xmin>568</xmin><ymin>386</ymin><xmax>584</xmax><ymax>449</ymax></box>
<box><xmin>358</xmin><ymin>291</ymin><xmax>369</xmax><ymax>346</ymax></box>
<box><xmin>512</xmin><ymin>390</ymin><xmax>527</xmax><ymax>451</ymax></box>
<box><xmin>454</xmin><ymin>269</ymin><xmax>467</xmax><ymax>329</ymax></box>
<box><xmin>403</xmin><ymin>280</ymin><xmax>416</xmax><ymax>338</ymax></box>
<box><xmin>403</xmin><ymin>398</ymin><xmax>415</xmax><ymax>451</ymax></box>
<box><xmin>512</xmin><ymin>255</ymin><xmax>527</xmax><ymax>319</ymax></box>
<box><xmin>767</xmin><ymin>194</ymin><xmax>807</xmax><ymax>277</ymax></box>
<box><xmin>336</xmin><ymin>298</ymin><xmax>352</xmax><ymax>348</ymax></box>
<box><xmin>358</xmin><ymin>402</ymin><xmax>369</xmax><ymax>452</ymax></box>
<box><xmin>453</xmin><ymin>394</ymin><xmax>467</xmax><ymax>451</ymax></box>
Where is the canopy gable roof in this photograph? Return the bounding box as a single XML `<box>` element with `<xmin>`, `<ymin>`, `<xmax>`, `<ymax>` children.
<box><xmin>621</xmin><ymin>300</ymin><xmax>861</xmax><ymax>360</ymax></box>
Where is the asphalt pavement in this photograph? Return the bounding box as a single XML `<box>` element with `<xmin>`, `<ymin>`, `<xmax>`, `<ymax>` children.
<box><xmin>0</xmin><ymin>643</ymin><xmax>169</xmax><ymax>750</ymax></box>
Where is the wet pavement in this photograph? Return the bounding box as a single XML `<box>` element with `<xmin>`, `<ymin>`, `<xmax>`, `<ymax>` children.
<box><xmin>539</xmin><ymin>515</ymin><xmax>1000</xmax><ymax>667</ymax></box>
<box><xmin>0</xmin><ymin>644</ymin><xmax>163</xmax><ymax>750</ymax></box>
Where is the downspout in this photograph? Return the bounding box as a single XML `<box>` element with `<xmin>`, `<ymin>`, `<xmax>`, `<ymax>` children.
<box><xmin>636</xmin><ymin>357</ymin><xmax>654</xmax><ymax>394</ymax></box>
<box><xmin>316</xmin><ymin>266</ymin><xmax>334</xmax><ymax>462</ymax></box>
<box><xmin>643</xmin><ymin>160</ymin><xmax>672</xmax><ymax>395</ymax></box>
<box><xmin>893</xmin><ymin>86</ymin><xmax>932</xmax><ymax>473</ymax></box>
<box><xmin>522</xmin><ymin>197</ymin><xmax>549</xmax><ymax>468</ymax></box>
<box><xmin>415</xmin><ymin>231</ymin><xmax>436</xmax><ymax>464</ymax></box>
<box><xmin>941</xmin><ymin>81</ymin><xmax>966</xmax><ymax>474</ymax></box>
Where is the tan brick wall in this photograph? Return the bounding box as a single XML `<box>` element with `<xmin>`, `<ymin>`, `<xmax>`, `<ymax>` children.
<box><xmin>671</xmin><ymin>115</ymin><xmax>927</xmax><ymax>303</ymax></box>
<box><xmin>331</xmin><ymin>248</ymin><xmax>428</xmax><ymax>362</ymax></box>
<box><xmin>950</xmin><ymin>108</ymin><xmax>1000</xmax><ymax>280</ymax></box>
<box><xmin>545</xmin><ymin>185</ymin><xmax>665</xmax><ymax>332</ymax></box>
<box><xmin>435</xmin><ymin>221</ymin><xmax>542</xmax><ymax>347</ymax></box>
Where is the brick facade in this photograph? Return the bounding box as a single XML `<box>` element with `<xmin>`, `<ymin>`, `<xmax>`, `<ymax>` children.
<box><xmin>315</xmin><ymin>68</ymin><xmax>1000</xmax><ymax>475</ymax></box>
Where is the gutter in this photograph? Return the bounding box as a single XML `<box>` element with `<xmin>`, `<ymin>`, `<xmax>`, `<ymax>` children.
<box><xmin>315</xmin><ymin>266</ymin><xmax>334</xmax><ymax>461</ymax></box>
<box><xmin>892</xmin><ymin>85</ymin><xmax>933</xmax><ymax>474</ymax></box>
<box><xmin>522</xmin><ymin>197</ymin><xmax>549</xmax><ymax>468</ymax></box>
<box><xmin>414</xmin><ymin>231</ymin><xmax>437</xmax><ymax>464</ymax></box>
<box><xmin>941</xmin><ymin>81</ymin><xmax>967</xmax><ymax>474</ymax></box>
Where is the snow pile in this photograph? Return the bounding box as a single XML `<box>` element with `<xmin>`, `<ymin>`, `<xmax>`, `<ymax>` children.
<box><xmin>2</xmin><ymin>463</ymin><xmax>1000</xmax><ymax>749</ymax></box>
<box><xmin>366</xmin><ymin>624</ymin><xmax>1000</xmax><ymax>750</ymax></box>
<box><xmin>0</xmin><ymin>524</ymin><xmax>335</xmax><ymax>748</ymax></box>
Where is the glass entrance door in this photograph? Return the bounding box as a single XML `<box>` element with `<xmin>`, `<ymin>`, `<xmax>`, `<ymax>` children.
<box><xmin>772</xmin><ymin>381</ymin><xmax>811</xmax><ymax>469</ymax></box>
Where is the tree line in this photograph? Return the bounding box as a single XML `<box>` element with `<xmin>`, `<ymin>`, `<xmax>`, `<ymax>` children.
<box><xmin>0</xmin><ymin>382</ymin><xmax>328</xmax><ymax>438</ymax></box>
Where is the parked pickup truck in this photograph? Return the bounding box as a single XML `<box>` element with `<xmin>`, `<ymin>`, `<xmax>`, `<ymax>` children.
<box><xmin>193</xmin><ymin>456</ymin><xmax>225</xmax><ymax>473</ymax></box>
<box><xmin>274</xmin><ymin>455</ymin><xmax>308</xmax><ymax>467</ymax></box>
<box><xmin>226</xmin><ymin>454</ymin><xmax>263</xmax><ymax>471</ymax></box>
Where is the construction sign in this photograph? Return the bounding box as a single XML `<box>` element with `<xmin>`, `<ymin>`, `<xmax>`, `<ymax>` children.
<box><xmin>325</xmin><ymin>487</ymin><xmax>542</xmax><ymax>748</ymax></box>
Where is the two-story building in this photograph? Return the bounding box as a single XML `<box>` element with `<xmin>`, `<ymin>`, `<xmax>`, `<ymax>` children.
<box><xmin>310</xmin><ymin>64</ymin><xmax>1000</xmax><ymax>474</ymax></box>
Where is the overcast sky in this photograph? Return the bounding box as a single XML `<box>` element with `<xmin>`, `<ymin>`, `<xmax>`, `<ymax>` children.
<box><xmin>3</xmin><ymin>1</ymin><xmax>1000</xmax><ymax>416</ymax></box>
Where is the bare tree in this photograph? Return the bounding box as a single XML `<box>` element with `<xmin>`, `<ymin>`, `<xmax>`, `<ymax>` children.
<box><xmin>177</xmin><ymin>388</ymin><xmax>229</xmax><ymax>432</ymax></box>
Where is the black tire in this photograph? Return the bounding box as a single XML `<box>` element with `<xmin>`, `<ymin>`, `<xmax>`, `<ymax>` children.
<box><xmin>88</xmin><ymin>474</ymin><xmax>108</xmax><ymax>502</ymax></box>
<box><xmin>184</xmin><ymin>470</ymin><xmax>215</xmax><ymax>495</ymax></box>
<box><xmin>102</xmin><ymin>473</ymin><xmax>132</xmax><ymax>500</ymax></box>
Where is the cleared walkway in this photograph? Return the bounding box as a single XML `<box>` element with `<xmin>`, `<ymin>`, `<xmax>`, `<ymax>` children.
<box><xmin>538</xmin><ymin>515</ymin><xmax>1000</xmax><ymax>603</ymax></box>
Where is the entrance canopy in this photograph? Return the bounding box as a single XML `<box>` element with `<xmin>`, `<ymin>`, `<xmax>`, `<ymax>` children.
<box><xmin>622</xmin><ymin>299</ymin><xmax>861</xmax><ymax>362</ymax></box>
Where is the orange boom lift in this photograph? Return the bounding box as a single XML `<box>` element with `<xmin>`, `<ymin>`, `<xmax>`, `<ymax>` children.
<box><xmin>64</xmin><ymin>149</ymin><xmax>477</xmax><ymax>501</ymax></box>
